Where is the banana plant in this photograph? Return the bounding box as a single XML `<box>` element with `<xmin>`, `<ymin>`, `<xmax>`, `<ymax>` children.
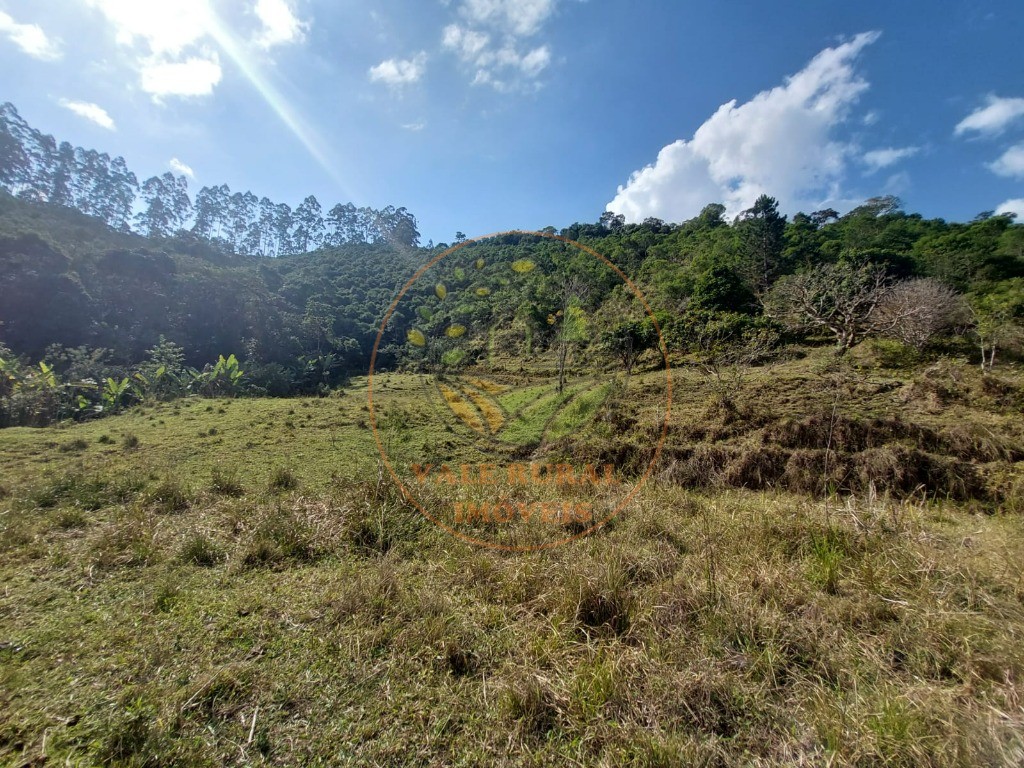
<box><xmin>38</xmin><ymin>361</ymin><xmax>57</xmax><ymax>388</ymax></box>
<box><xmin>102</xmin><ymin>377</ymin><xmax>131</xmax><ymax>412</ymax></box>
<box><xmin>216</xmin><ymin>354</ymin><xmax>244</xmax><ymax>388</ymax></box>
<box><xmin>189</xmin><ymin>354</ymin><xmax>245</xmax><ymax>396</ymax></box>
<box><xmin>132</xmin><ymin>371</ymin><xmax>150</xmax><ymax>400</ymax></box>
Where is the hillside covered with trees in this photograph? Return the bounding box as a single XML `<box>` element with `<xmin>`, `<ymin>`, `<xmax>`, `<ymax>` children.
<box><xmin>1</xmin><ymin>101</ymin><xmax>1023</xmax><ymax>428</ymax></box>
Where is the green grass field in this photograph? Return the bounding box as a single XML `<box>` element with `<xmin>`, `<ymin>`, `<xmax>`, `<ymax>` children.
<box><xmin>2</xmin><ymin>354</ymin><xmax>1023</xmax><ymax>766</ymax></box>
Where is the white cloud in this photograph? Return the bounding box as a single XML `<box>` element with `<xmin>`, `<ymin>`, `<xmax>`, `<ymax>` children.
<box><xmin>443</xmin><ymin>25</ymin><xmax>550</xmax><ymax>90</ymax></box>
<box><xmin>862</xmin><ymin>146</ymin><xmax>920</xmax><ymax>173</ymax></box>
<box><xmin>458</xmin><ymin>0</ymin><xmax>556</xmax><ymax>36</ymax></box>
<box><xmin>169</xmin><ymin>157</ymin><xmax>195</xmax><ymax>177</ymax></box>
<box><xmin>368</xmin><ymin>52</ymin><xmax>427</xmax><ymax>87</ymax></box>
<box><xmin>140</xmin><ymin>54</ymin><xmax>222</xmax><ymax>98</ymax></box>
<box><xmin>85</xmin><ymin>0</ymin><xmax>306</xmax><ymax>102</ymax></box>
<box><xmin>0</xmin><ymin>10</ymin><xmax>61</xmax><ymax>60</ymax></box>
<box><xmin>442</xmin><ymin>0</ymin><xmax>559</xmax><ymax>90</ymax></box>
<box><xmin>58</xmin><ymin>99</ymin><xmax>116</xmax><ymax>130</ymax></box>
<box><xmin>988</xmin><ymin>143</ymin><xmax>1024</xmax><ymax>178</ymax></box>
<box><xmin>518</xmin><ymin>45</ymin><xmax>550</xmax><ymax>77</ymax></box>
<box><xmin>402</xmin><ymin>122</ymin><xmax>426</xmax><ymax>131</ymax></box>
<box><xmin>86</xmin><ymin>0</ymin><xmax>220</xmax><ymax>100</ymax></box>
<box><xmin>253</xmin><ymin>0</ymin><xmax>307</xmax><ymax>48</ymax></box>
<box><xmin>607</xmin><ymin>32</ymin><xmax>881</xmax><ymax>223</ymax></box>
<box><xmin>995</xmin><ymin>199</ymin><xmax>1024</xmax><ymax>219</ymax></box>
<box><xmin>955</xmin><ymin>95</ymin><xmax>1024</xmax><ymax>136</ymax></box>
<box><xmin>86</xmin><ymin>0</ymin><xmax>213</xmax><ymax>55</ymax></box>
<box><xmin>442</xmin><ymin>24</ymin><xmax>490</xmax><ymax>60</ymax></box>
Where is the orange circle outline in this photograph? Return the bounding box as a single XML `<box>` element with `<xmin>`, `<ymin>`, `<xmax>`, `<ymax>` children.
<box><xmin>367</xmin><ymin>230</ymin><xmax>672</xmax><ymax>552</ymax></box>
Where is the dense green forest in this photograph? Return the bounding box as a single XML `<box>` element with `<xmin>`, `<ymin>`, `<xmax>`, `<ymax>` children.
<box><xmin>1</xmin><ymin>102</ymin><xmax>1023</xmax><ymax>427</ymax></box>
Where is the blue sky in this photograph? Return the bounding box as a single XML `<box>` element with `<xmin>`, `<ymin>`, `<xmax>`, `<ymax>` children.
<box><xmin>1</xmin><ymin>0</ymin><xmax>1022</xmax><ymax>244</ymax></box>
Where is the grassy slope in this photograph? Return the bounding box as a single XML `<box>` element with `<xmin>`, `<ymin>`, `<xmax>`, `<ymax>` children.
<box><xmin>1</xmin><ymin>355</ymin><xmax>1023</xmax><ymax>766</ymax></box>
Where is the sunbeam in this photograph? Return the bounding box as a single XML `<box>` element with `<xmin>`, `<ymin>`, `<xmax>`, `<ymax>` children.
<box><xmin>205</xmin><ymin>12</ymin><xmax>350</xmax><ymax>197</ymax></box>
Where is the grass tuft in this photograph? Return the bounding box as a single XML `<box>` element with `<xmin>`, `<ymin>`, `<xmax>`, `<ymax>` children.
<box><xmin>145</xmin><ymin>478</ymin><xmax>191</xmax><ymax>514</ymax></box>
<box><xmin>268</xmin><ymin>466</ymin><xmax>299</xmax><ymax>492</ymax></box>
<box><xmin>504</xmin><ymin>673</ymin><xmax>560</xmax><ymax>737</ymax></box>
<box><xmin>179</xmin><ymin>531</ymin><xmax>224</xmax><ymax>567</ymax></box>
<box><xmin>240</xmin><ymin>505</ymin><xmax>317</xmax><ymax>568</ymax></box>
<box><xmin>59</xmin><ymin>438</ymin><xmax>89</xmax><ymax>453</ymax></box>
<box><xmin>209</xmin><ymin>467</ymin><xmax>245</xmax><ymax>497</ymax></box>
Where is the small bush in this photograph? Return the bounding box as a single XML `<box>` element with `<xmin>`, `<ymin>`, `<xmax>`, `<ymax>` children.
<box><xmin>122</xmin><ymin>433</ymin><xmax>140</xmax><ymax>450</ymax></box>
<box><xmin>97</xmin><ymin>434</ymin><xmax>114</xmax><ymax>445</ymax></box>
<box><xmin>863</xmin><ymin>338</ymin><xmax>921</xmax><ymax>369</ymax></box>
<box><xmin>59</xmin><ymin>438</ymin><xmax>89</xmax><ymax>453</ymax></box>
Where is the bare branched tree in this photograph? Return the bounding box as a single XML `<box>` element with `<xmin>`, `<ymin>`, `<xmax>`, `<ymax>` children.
<box><xmin>688</xmin><ymin>315</ymin><xmax>779</xmax><ymax>388</ymax></box>
<box><xmin>764</xmin><ymin>262</ymin><xmax>918</xmax><ymax>352</ymax></box>
<box><xmin>876</xmin><ymin>278</ymin><xmax>966</xmax><ymax>350</ymax></box>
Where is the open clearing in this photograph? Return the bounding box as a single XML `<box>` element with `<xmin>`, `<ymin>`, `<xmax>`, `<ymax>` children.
<box><xmin>1</xmin><ymin>357</ymin><xmax>1023</xmax><ymax>766</ymax></box>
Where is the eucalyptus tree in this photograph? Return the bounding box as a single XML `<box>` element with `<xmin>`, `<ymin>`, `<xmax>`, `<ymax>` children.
<box><xmin>293</xmin><ymin>195</ymin><xmax>325</xmax><ymax>252</ymax></box>
<box><xmin>136</xmin><ymin>172</ymin><xmax>192</xmax><ymax>238</ymax></box>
